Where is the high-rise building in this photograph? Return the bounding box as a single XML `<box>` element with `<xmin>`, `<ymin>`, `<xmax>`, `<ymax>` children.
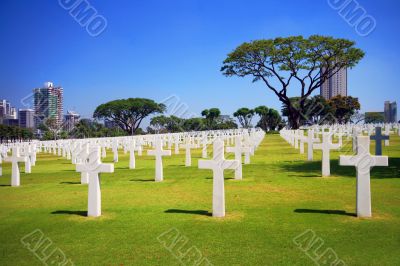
<box><xmin>320</xmin><ymin>67</ymin><xmax>347</xmax><ymax>100</ymax></box>
<box><xmin>64</xmin><ymin>110</ymin><xmax>80</xmax><ymax>132</ymax></box>
<box><xmin>33</xmin><ymin>82</ymin><xmax>64</xmax><ymax>127</ymax></box>
<box><xmin>384</xmin><ymin>101</ymin><xmax>397</xmax><ymax>123</ymax></box>
<box><xmin>19</xmin><ymin>109</ymin><xmax>35</xmax><ymax>129</ymax></box>
<box><xmin>0</xmin><ymin>99</ymin><xmax>18</xmax><ymax>124</ymax></box>
<box><xmin>0</xmin><ymin>99</ymin><xmax>13</xmax><ymax>118</ymax></box>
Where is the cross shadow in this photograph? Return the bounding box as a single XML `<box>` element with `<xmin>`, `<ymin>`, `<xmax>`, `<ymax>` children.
<box><xmin>51</xmin><ymin>210</ymin><xmax>87</xmax><ymax>217</ymax></box>
<box><xmin>130</xmin><ymin>179</ymin><xmax>154</xmax><ymax>182</ymax></box>
<box><xmin>60</xmin><ymin>181</ymin><xmax>81</xmax><ymax>185</ymax></box>
<box><xmin>279</xmin><ymin>158</ymin><xmax>400</xmax><ymax>179</ymax></box>
<box><xmin>0</xmin><ymin>184</ymin><xmax>11</xmax><ymax>187</ymax></box>
<box><xmin>165</xmin><ymin>209</ymin><xmax>212</xmax><ymax>217</ymax></box>
<box><xmin>205</xmin><ymin>177</ymin><xmax>234</xmax><ymax>180</ymax></box>
<box><xmin>294</xmin><ymin>209</ymin><xmax>356</xmax><ymax>217</ymax></box>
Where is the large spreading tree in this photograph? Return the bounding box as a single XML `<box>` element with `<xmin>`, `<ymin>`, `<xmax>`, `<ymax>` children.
<box><xmin>94</xmin><ymin>98</ymin><xmax>166</xmax><ymax>135</ymax></box>
<box><xmin>221</xmin><ymin>35</ymin><xmax>364</xmax><ymax>128</ymax></box>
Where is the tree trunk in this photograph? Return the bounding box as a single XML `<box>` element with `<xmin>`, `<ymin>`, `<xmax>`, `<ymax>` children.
<box><xmin>287</xmin><ymin>105</ymin><xmax>301</xmax><ymax>129</ymax></box>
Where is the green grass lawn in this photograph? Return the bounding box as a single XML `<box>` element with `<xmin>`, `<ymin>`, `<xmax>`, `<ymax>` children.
<box><xmin>0</xmin><ymin>134</ymin><xmax>399</xmax><ymax>265</ymax></box>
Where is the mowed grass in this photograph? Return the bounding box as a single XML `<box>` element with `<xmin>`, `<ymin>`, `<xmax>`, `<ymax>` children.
<box><xmin>0</xmin><ymin>134</ymin><xmax>399</xmax><ymax>265</ymax></box>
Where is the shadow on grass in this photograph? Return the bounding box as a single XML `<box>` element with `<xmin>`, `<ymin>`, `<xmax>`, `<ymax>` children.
<box><xmin>51</xmin><ymin>210</ymin><xmax>87</xmax><ymax>216</ymax></box>
<box><xmin>279</xmin><ymin>158</ymin><xmax>400</xmax><ymax>179</ymax></box>
<box><xmin>205</xmin><ymin>177</ymin><xmax>234</xmax><ymax>180</ymax></box>
<box><xmin>294</xmin><ymin>209</ymin><xmax>356</xmax><ymax>217</ymax></box>
<box><xmin>130</xmin><ymin>179</ymin><xmax>154</xmax><ymax>182</ymax></box>
<box><xmin>0</xmin><ymin>184</ymin><xmax>11</xmax><ymax>187</ymax></box>
<box><xmin>60</xmin><ymin>181</ymin><xmax>81</xmax><ymax>185</ymax></box>
<box><xmin>165</xmin><ymin>209</ymin><xmax>212</xmax><ymax>217</ymax></box>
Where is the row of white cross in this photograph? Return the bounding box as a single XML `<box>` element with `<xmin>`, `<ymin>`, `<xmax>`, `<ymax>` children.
<box><xmin>280</xmin><ymin>123</ymin><xmax>399</xmax><ymax>218</ymax></box>
<box><xmin>0</xmin><ymin>129</ymin><xmax>265</xmax><ymax>218</ymax></box>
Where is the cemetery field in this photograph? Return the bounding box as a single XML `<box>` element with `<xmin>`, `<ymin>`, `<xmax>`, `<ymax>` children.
<box><xmin>0</xmin><ymin>134</ymin><xmax>400</xmax><ymax>266</ymax></box>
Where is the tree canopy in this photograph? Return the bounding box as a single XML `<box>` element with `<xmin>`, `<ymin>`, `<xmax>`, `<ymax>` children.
<box><xmin>0</xmin><ymin>125</ymin><xmax>34</xmax><ymax>143</ymax></box>
<box><xmin>221</xmin><ymin>35</ymin><xmax>365</xmax><ymax>128</ymax></box>
<box><xmin>255</xmin><ymin>106</ymin><xmax>283</xmax><ymax>131</ymax></box>
<box><xmin>233</xmin><ymin>107</ymin><xmax>254</xmax><ymax>128</ymax></box>
<box><xmin>282</xmin><ymin>95</ymin><xmax>360</xmax><ymax>125</ymax></box>
<box><xmin>93</xmin><ymin>98</ymin><xmax>166</xmax><ymax>135</ymax></box>
<box><xmin>201</xmin><ymin>108</ymin><xmax>221</xmax><ymax>129</ymax></box>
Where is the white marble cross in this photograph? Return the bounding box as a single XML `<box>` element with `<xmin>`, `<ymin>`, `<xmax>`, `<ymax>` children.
<box><xmin>129</xmin><ymin>140</ymin><xmax>136</xmax><ymax>169</ymax></box>
<box><xmin>226</xmin><ymin>136</ymin><xmax>243</xmax><ymax>180</ymax></box>
<box><xmin>198</xmin><ymin>138</ymin><xmax>239</xmax><ymax>217</ymax></box>
<box><xmin>298</xmin><ymin>130</ymin><xmax>305</xmax><ymax>154</ymax></box>
<box><xmin>147</xmin><ymin>139</ymin><xmax>171</xmax><ymax>182</ymax></box>
<box><xmin>21</xmin><ymin>145</ymin><xmax>32</xmax><ymax>174</ymax></box>
<box><xmin>303</xmin><ymin>130</ymin><xmax>320</xmax><ymax>161</ymax></box>
<box><xmin>352</xmin><ymin>128</ymin><xmax>360</xmax><ymax>152</ymax></box>
<box><xmin>174</xmin><ymin>137</ymin><xmax>180</xmax><ymax>155</ymax></box>
<box><xmin>340</xmin><ymin>136</ymin><xmax>388</xmax><ymax>217</ymax></box>
<box><xmin>335</xmin><ymin>130</ymin><xmax>345</xmax><ymax>148</ymax></box>
<box><xmin>76</xmin><ymin>146</ymin><xmax>114</xmax><ymax>217</ymax></box>
<box><xmin>101</xmin><ymin>146</ymin><xmax>107</xmax><ymax>158</ymax></box>
<box><xmin>76</xmin><ymin>143</ymin><xmax>90</xmax><ymax>184</ymax></box>
<box><xmin>180</xmin><ymin>140</ymin><xmax>196</xmax><ymax>167</ymax></box>
<box><xmin>241</xmin><ymin>142</ymin><xmax>252</xmax><ymax>165</ymax></box>
<box><xmin>384</xmin><ymin>125</ymin><xmax>392</xmax><ymax>146</ymax></box>
<box><xmin>294</xmin><ymin>130</ymin><xmax>300</xmax><ymax>149</ymax></box>
<box><xmin>313</xmin><ymin>133</ymin><xmax>340</xmax><ymax>177</ymax></box>
<box><xmin>202</xmin><ymin>134</ymin><xmax>208</xmax><ymax>158</ymax></box>
<box><xmin>112</xmin><ymin>141</ymin><xmax>119</xmax><ymax>162</ymax></box>
<box><xmin>5</xmin><ymin>147</ymin><xmax>27</xmax><ymax>187</ymax></box>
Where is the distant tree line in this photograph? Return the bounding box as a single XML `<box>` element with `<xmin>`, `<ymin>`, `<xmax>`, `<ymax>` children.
<box><xmin>38</xmin><ymin>119</ymin><xmax>130</xmax><ymax>140</ymax></box>
<box><xmin>0</xmin><ymin>124</ymin><xmax>34</xmax><ymax>143</ymax></box>
<box><xmin>14</xmin><ymin>93</ymin><xmax>362</xmax><ymax>141</ymax></box>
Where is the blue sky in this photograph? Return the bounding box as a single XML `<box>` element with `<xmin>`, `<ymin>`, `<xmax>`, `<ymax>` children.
<box><xmin>0</xmin><ymin>0</ymin><xmax>399</xmax><ymax>122</ymax></box>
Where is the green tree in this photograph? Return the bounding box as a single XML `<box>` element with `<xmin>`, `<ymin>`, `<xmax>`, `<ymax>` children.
<box><xmin>39</xmin><ymin>117</ymin><xmax>62</xmax><ymax>140</ymax></box>
<box><xmin>254</xmin><ymin>106</ymin><xmax>269</xmax><ymax>131</ymax></box>
<box><xmin>70</xmin><ymin>119</ymin><xmax>94</xmax><ymax>138</ymax></box>
<box><xmin>221</xmin><ymin>35</ymin><xmax>364</xmax><ymax>129</ymax></box>
<box><xmin>165</xmin><ymin>116</ymin><xmax>184</xmax><ymax>132</ymax></box>
<box><xmin>233</xmin><ymin>108</ymin><xmax>254</xmax><ymax>128</ymax></box>
<box><xmin>150</xmin><ymin>115</ymin><xmax>168</xmax><ymax>133</ymax></box>
<box><xmin>201</xmin><ymin>108</ymin><xmax>221</xmax><ymax>129</ymax></box>
<box><xmin>281</xmin><ymin>96</ymin><xmax>333</xmax><ymax>125</ymax></box>
<box><xmin>255</xmin><ymin>106</ymin><xmax>282</xmax><ymax>131</ymax></box>
<box><xmin>150</xmin><ymin>115</ymin><xmax>184</xmax><ymax>133</ymax></box>
<box><xmin>182</xmin><ymin>118</ymin><xmax>205</xmax><ymax>131</ymax></box>
<box><xmin>94</xmin><ymin>98</ymin><xmax>166</xmax><ymax>135</ymax></box>
<box><xmin>365</xmin><ymin>112</ymin><xmax>384</xmax><ymax>124</ymax></box>
<box><xmin>328</xmin><ymin>95</ymin><xmax>361</xmax><ymax>124</ymax></box>
<box><xmin>215</xmin><ymin>119</ymin><xmax>238</xmax><ymax>130</ymax></box>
